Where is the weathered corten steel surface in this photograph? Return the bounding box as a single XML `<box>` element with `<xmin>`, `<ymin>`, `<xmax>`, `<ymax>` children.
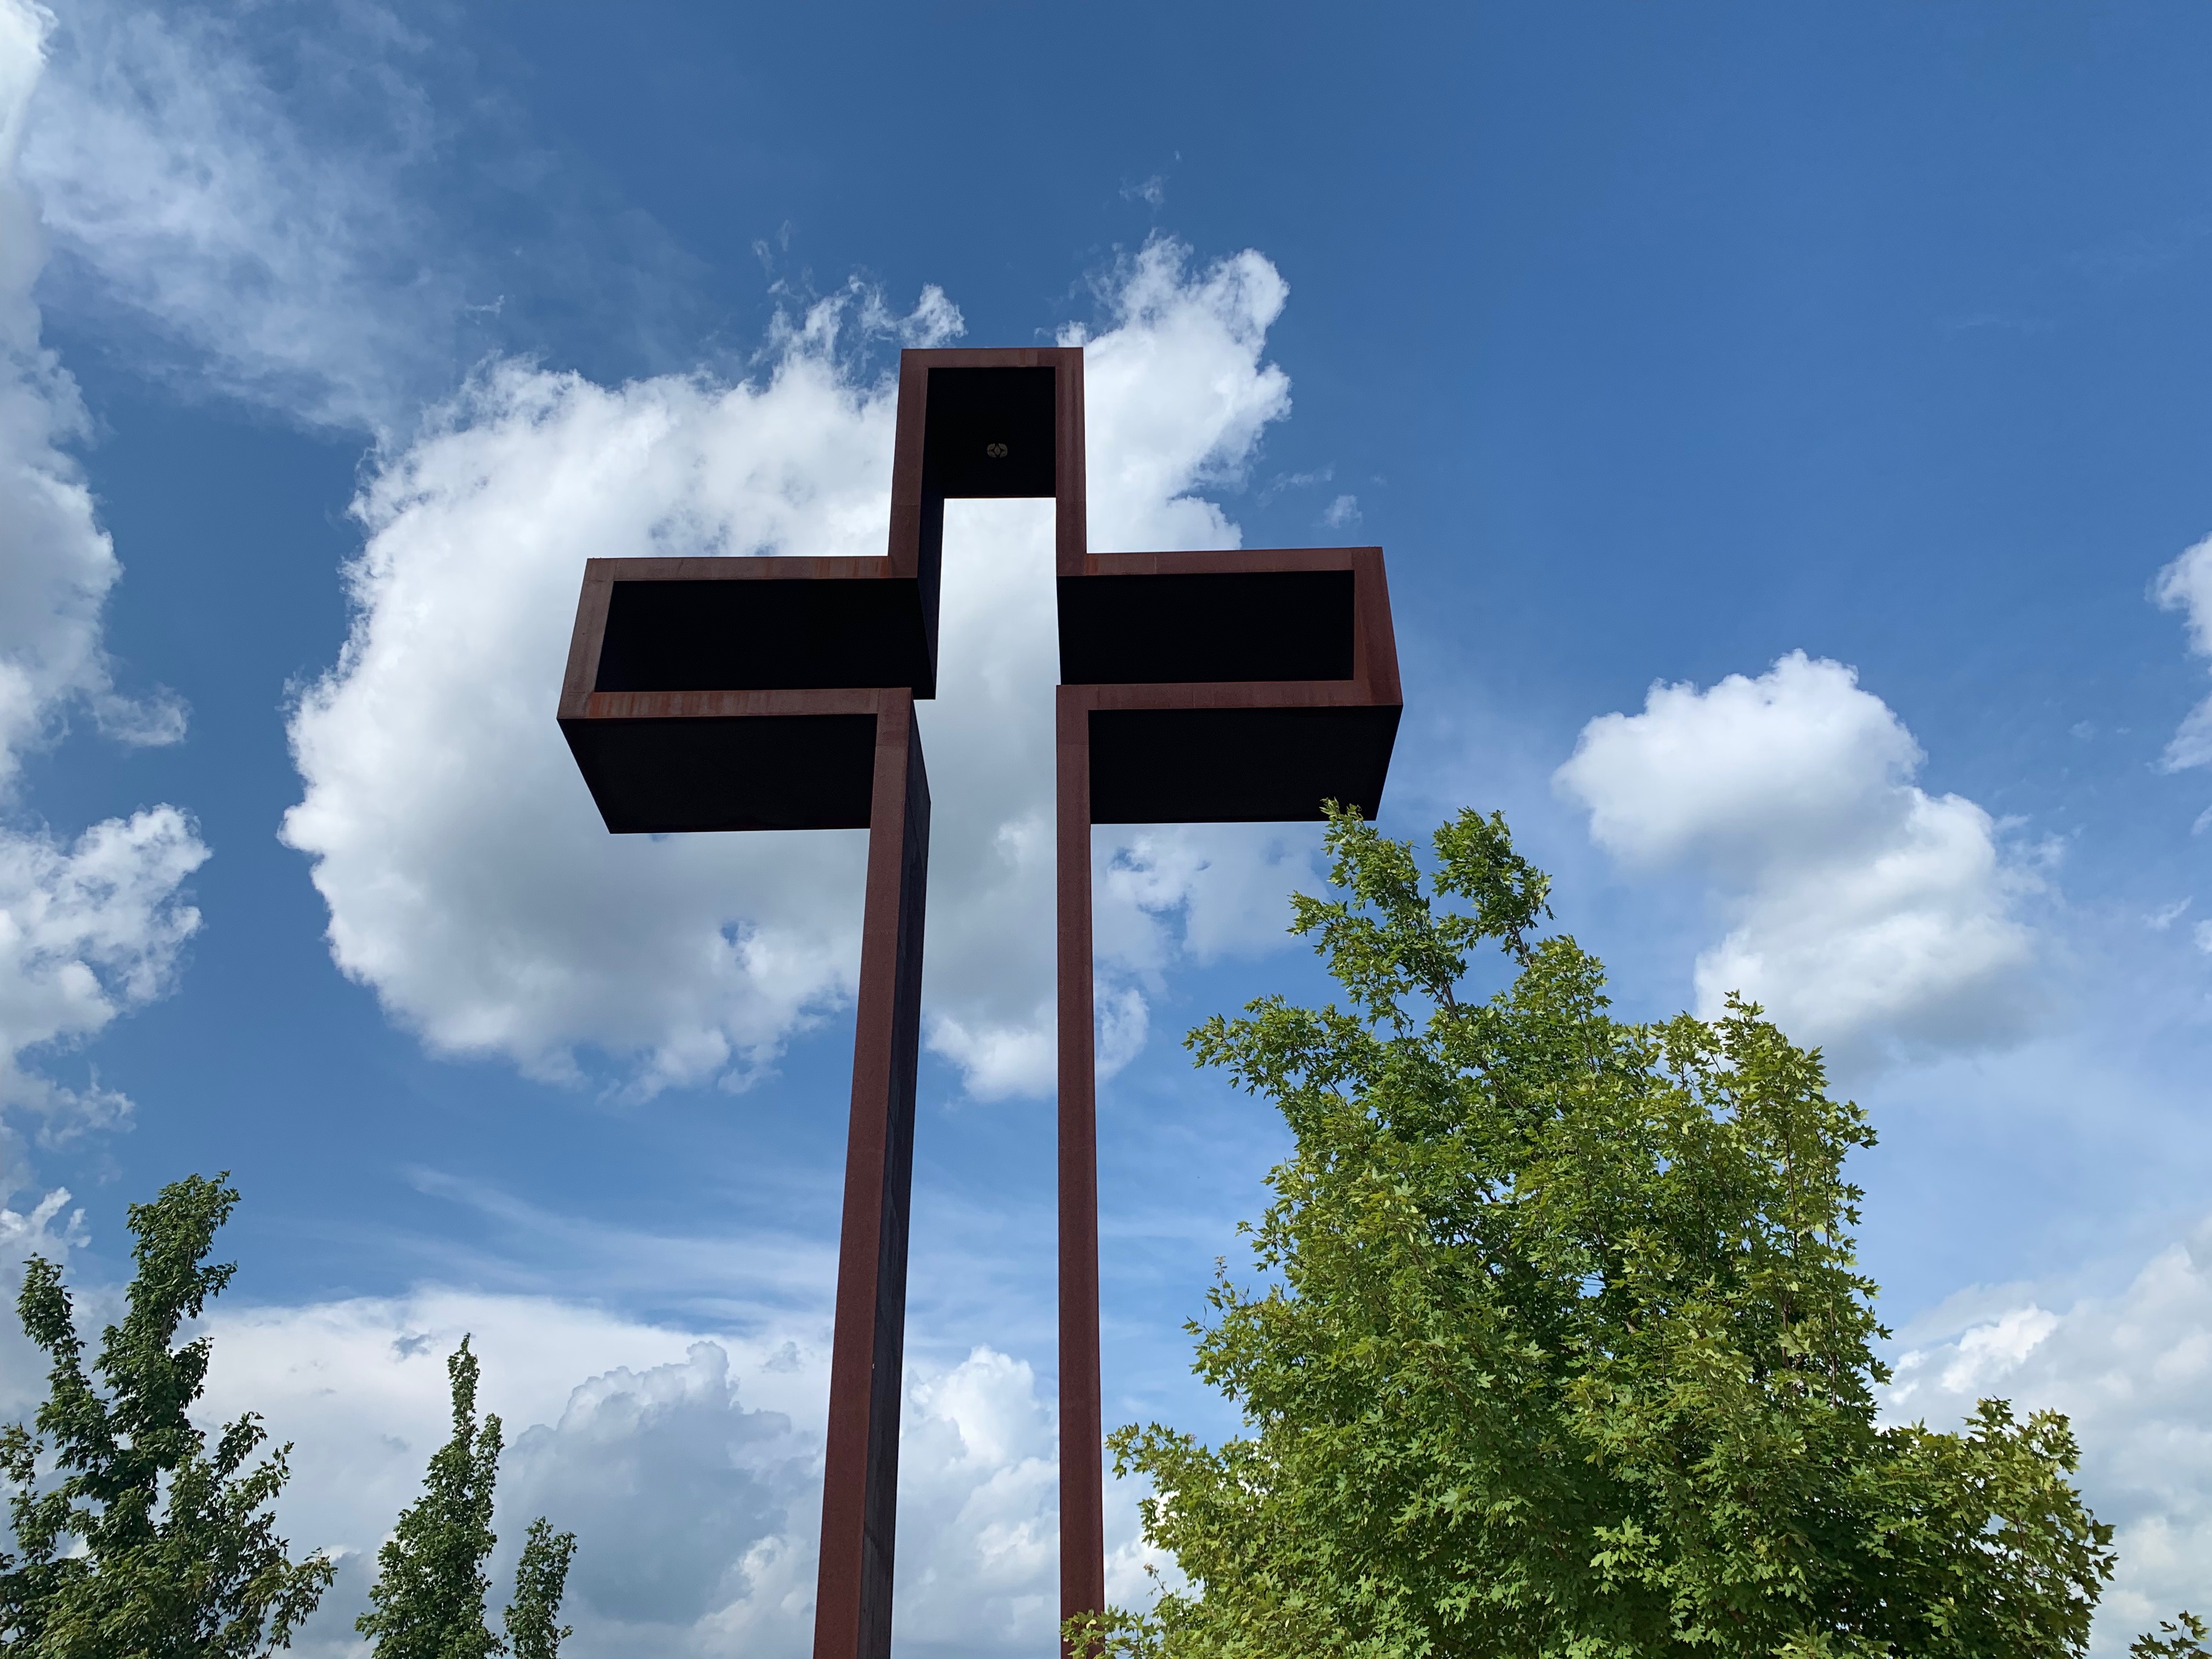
<box><xmin>1061</xmin><ymin>546</ymin><xmax>1401</xmax><ymax>823</ymax></box>
<box><xmin>559</xmin><ymin>558</ymin><xmax>927</xmax><ymax>831</ymax></box>
<box><xmin>1050</xmin><ymin>541</ymin><xmax>1398</xmax><ymax>1634</ymax></box>
<box><xmin>556</xmin><ymin>342</ymin><xmax>1401</xmax><ymax>1659</ymax></box>
<box><xmin>560</xmin><ymin>560</ymin><xmax>935</xmax><ymax>1659</ymax></box>
<box><xmin>816</xmin><ymin>697</ymin><xmax>929</xmax><ymax>1659</ymax></box>
<box><xmin>890</xmin><ymin>347</ymin><xmax>1088</xmax><ymax>605</ymax></box>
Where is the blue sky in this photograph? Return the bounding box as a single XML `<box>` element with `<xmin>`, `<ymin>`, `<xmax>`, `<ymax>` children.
<box><xmin>4</xmin><ymin>2</ymin><xmax>2212</xmax><ymax>1652</ymax></box>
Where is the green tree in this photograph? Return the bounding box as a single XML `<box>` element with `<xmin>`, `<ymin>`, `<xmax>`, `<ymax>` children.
<box><xmin>0</xmin><ymin>1172</ymin><xmax>334</xmax><ymax>1656</ymax></box>
<box><xmin>503</xmin><ymin>1520</ymin><xmax>575</xmax><ymax>1659</ymax></box>
<box><xmin>357</xmin><ymin>1338</ymin><xmax>500</xmax><ymax>1659</ymax></box>
<box><xmin>358</xmin><ymin>1339</ymin><xmax>574</xmax><ymax>1659</ymax></box>
<box><xmin>1084</xmin><ymin>808</ymin><xmax>2115</xmax><ymax>1659</ymax></box>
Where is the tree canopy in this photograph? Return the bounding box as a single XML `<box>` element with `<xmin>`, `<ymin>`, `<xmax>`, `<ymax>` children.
<box><xmin>1086</xmin><ymin>808</ymin><xmax>2114</xmax><ymax>1659</ymax></box>
<box><xmin>0</xmin><ymin>1173</ymin><xmax>333</xmax><ymax>1657</ymax></box>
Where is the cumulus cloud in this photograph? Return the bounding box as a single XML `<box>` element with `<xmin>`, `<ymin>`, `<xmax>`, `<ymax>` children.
<box><xmin>1097</xmin><ymin>826</ymin><xmax>1321</xmax><ymax>972</ymax></box>
<box><xmin>0</xmin><ymin>2</ymin><xmax>184</xmax><ymax>777</ymax></box>
<box><xmin>283</xmin><ymin>239</ymin><xmax>1318</xmax><ymax>1100</ymax></box>
<box><xmin>0</xmin><ymin>0</ymin><xmax>205</xmax><ymax>1148</ymax></box>
<box><xmin>169</xmin><ymin>1286</ymin><xmax>1136</xmax><ymax>1659</ymax></box>
<box><xmin>1555</xmin><ymin>651</ymin><xmax>2040</xmax><ymax>1066</ymax></box>
<box><xmin>1886</xmin><ymin>1220</ymin><xmax>2212</xmax><ymax>1653</ymax></box>
<box><xmin>1073</xmin><ymin>244</ymin><xmax>1288</xmax><ymax>553</ymax></box>
<box><xmin>502</xmin><ymin>1342</ymin><xmax>810</xmax><ymax>1640</ymax></box>
<box><xmin>281</xmin><ymin>335</ymin><xmax>889</xmax><ymax>1096</ymax></box>
<box><xmin>2154</xmin><ymin>534</ymin><xmax>2212</xmax><ymax>774</ymax></box>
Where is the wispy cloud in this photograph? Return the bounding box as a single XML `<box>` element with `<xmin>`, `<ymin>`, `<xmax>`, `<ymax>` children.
<box><xmin>2153</xmin><ymin>534</ymin><xmax>2212</xmax><ymax>775</ymax></box>
<box><xmin>1939</xmin><ymin>312</ymin><xmax>2055</xmax><ymax>335</ymax></box>
<box><xmin>17</xmin><ymin>0</ymin><xmax>714</xmax><ymax>439</ymax></box>
<box><xmin>18</xmin><ymin>0</ymin><xmax>473</xmax><ymax>436</ymax></box>
<box><xmin>1259</xmin><ymin>464</ymin><xmax>1331</xmax><ymax>504</ymax></box>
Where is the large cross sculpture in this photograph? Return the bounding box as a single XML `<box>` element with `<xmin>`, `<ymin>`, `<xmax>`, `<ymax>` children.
<box><xmin>557</xmin><ymin>347</ymin><xmax>1402</xmax><ymax>1659</ymax></box>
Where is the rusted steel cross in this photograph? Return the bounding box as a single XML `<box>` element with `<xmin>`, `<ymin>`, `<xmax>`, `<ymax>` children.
<box><xmin>557</xmin><ymin>347</ymin><xmax>1401</xmax><ymax>1659</ymax></box>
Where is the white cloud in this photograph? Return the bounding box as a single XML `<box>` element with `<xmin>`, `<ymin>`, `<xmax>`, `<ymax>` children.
<box><xmin>1094</xmin><ymin>824</ymin><xmax>1322</xmax><ymax>983</ymax></box>
<box><xmin>0</xmin><ymin>807</ymin><xmax>207</xmax><ymax>1129</ymax></box>
<box><xmin>0</xmin><ymin>1184</ymin><xmax>87</xmax><ymax>1416</ymax></box>
<box><xmin>886</xmin><ymin>1346</ymin><xmax>1062</xmax><ymax>1652</ymax></box>
<box><xmin>165</xmin><ymin>1286</ymin><xmax>1136</xmax><ymax>1659</ymax></box>
<box><xmin>0</xmin><ymin>0</ymin><xmax>205</xmax><ymax>1148</ymax></box>
<box><xmin>2154</xmin><ymin>534</ymin><xmax>2212</xmax><ymax>772</ymax></box>
<box><xmin>16</xmin><ymin>0</ymin><xmax>467</xmax><ymax>436</ymax></box>
<box><xmin>1259</xmin><ymin>465</ymin><xmax>1331</xmax><ymax>504</ymax></box>
<box><xmin>0</xmin><ymin>0</ymin><xmax>183</xmax><ymax>780</ymax></box>
<box><xmin>1071</xmin><ymin>242</ymin><xmax>1289</xmax><ymax>554</ymax></box>
<box><xmin>501</xmin><ymin>1342</ymin><xmax>811</xmax><ymax>1640</ymax></box>
<box><xmin>1931</xmin><ymin>1304</ymin><xmax>2059</xmax><ymax>1394</ymax></box>
<box><xmin>1886</xmin><ymin>1219</ymin><xmax>2212</xmax><ymax>1654</ymax></box>
<box><xmin>280</xmin><ymin>337</ymin><xmax>889</xmax><ymax>1096</ymax></box>
<box><xmin>40</xmin><ymin>1205</ymin><xmax>2212</xmax><ymax>1659</ymax></box>
<box><xmin>1555</xmin><ymin>651</ymin><xmax>2040</xmax><ymax>1066</ymax></box>
<box><xmin>283</xmin><ymin>239</ymin><xmax>1314</xmax><ymax>1099</ymax></box>
<box><xmin>1321</xmin><ymin>492</ymin><xmax>1359</xmax><ymax>529</ymax></box>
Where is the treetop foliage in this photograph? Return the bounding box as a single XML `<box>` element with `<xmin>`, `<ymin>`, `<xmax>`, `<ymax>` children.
<box><xmin>357</xmin><ymin>1337</ymin><xmax>504</xmax><ymax>1659</ymax></box>
<box><xmin>503</xmin><ymin>1519</ymin><xmax>576</xmax><ymax>1659</ymax></box>
<box><xmin>2134</xmin><ymin>1612</ymin><xmax>2212</xmax><ymax>1658</ymax></box>
<box><xmin>357</xmin><ymin>1336</ymin><xmax>574</xmax><ymax>1659</ymax></box>
<box><xmin>0</xmin><ymin>1172</ymin><xmax>333</xmax><ymax>1657</ymax></box>
<box><xmin>1086</xmin><ymin>807</ymin><xmax>2117</xmax><ymax>1659</ymax></box>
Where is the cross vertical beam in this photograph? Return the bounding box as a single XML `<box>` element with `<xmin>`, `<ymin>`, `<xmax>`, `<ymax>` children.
<box><xmin>1052</xmin><ymin>544</ymin><xmax>1403</xmax><ymax>1648</ymax></box>
<box><xmin>1054</xmin><ymin>686</ymin><xmax>1105</xmax><ymax>1634</ymax></box>
<box><xmin>559</xmin><ymin>555</ymin><xmax>941</xmax><ymax>1659</ymax></box>
<box><xmin>816</xmin><ymin>693</ymin><xmax>930</xmax><ymax>1659</ymax></box>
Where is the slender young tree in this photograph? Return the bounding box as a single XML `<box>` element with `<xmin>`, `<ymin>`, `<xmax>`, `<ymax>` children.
<box><xmin>358</xmin><ymin>1338</ymin><xmax>575</xmax><ymax>1659</ymax></box>
<box><xmin>503</xmin><ymin>1519</ymin><xmax>576</xmax><ymax>1659</ymax></box>
<box><xmin>358</xmin><ymin>1338</ymin><xmax>503</xmax><ymax>1659</ymax></box>
<box><xmin>0</xmin><ymin>1172</ymin><xmax>334</xmax><ymax>1657</ymax></box>
<box><xmin>1079</xmin><ymin>807</ymin><xmax>2118</xmax><ymax>1659</ymax></box>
